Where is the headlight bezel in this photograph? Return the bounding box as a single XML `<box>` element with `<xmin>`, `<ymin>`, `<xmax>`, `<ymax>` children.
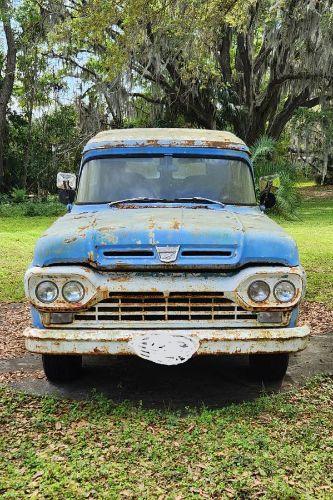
<box><xmin>35</xmin><ymin>280</ymin><xmax>59</xmax><ymax>303</ymax></box>
<box><xmin>62</xmin><ymin>280</ymin><xmax>85</xmax><ymax>303</ymax></box>
<box><xmin>28</xmin><ymin>272</ymin><xmax>95</xmax><ymax>310</ymax></box>
<box><xmin>238</xmin><ymin>272</ymin><xmax>303</xmax><ymax>309</ymax></box>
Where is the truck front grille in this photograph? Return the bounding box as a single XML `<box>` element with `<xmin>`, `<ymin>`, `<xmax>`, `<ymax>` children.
<box><xmin>74</xmin><ymin>292</ymin><xmax>256</xmax><ymax>323</ymax></box>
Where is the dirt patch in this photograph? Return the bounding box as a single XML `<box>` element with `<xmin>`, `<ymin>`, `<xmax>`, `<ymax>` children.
<box><xmin>299</xmin><ymin>301</ymin><xmax>333</xmax><ymax>336</ymax></box>
<box><xmin>0</xmin><ymin>302</ymin><xmax>30</xmax><ymax>359</ymax></box>
<box><xmin>0</xmin><ymin>369</ymin><xmax>44</xmax><ymax>385</ymax></box>
<box><xmin>300</xmin><ymin>185</ymin><xmax>333</xmax><ymax>200</ymax></box>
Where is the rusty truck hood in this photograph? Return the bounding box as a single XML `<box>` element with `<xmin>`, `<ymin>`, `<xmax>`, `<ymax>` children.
<box><xmin>32</xmin><ymin>206</ymin><xmax>299</xmax><ymax>269</ymax></box>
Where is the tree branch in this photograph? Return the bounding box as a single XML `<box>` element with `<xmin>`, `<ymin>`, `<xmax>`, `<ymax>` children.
<box><xmin>129</xmin><ymin>92</ymin><xmax>164</xmax><ymax>105</ymax></box>
<box><xmin>267</xmin><ymin>89</ymin><xmax>320</xmax><ymax>139</ymax></box>
<box><xmin>48</xmin><ymin>51</ymin><xmax>100</xmax><ymax>80</ymax></box>
<box><xmin>216</xmin><ymin>26</ymin><xmax>232</xmax><ymax>82</ymax></box>
<box><xmin>269</xmin><ymin>72</ymin><xmax>333</xmax><ymax>88</ymax></box>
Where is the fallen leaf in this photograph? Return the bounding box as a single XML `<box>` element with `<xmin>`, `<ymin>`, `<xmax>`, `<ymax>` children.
<box><xmin>32</xmin><ymin>471</ymin><xmax>43</xmax><ymax>480</ymax></box>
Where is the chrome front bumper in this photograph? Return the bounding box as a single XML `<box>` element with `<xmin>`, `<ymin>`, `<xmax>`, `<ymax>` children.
<box><xmin>24</xmin><ymin>325</ymin><xmax>310</xmax><ymax>356</ymax></box>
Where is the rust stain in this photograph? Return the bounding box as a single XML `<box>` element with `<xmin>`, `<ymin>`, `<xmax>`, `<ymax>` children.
<box><xmin>170</xmin><ymin>219</ymin><xmax>181</xmax><ymax>230</ymax></box>
<box><xmin>107</xmin><ymin>275</ymin><xmax>130</xmax><ymax>282</ymax></box>
<box><xmin>88</xmin><ymin>140</ymin><xmax>248</xmax><ymax>152</ymax></box>
<box><xmin>64</xmin><ymin>236</ymin><xmax>78</xmax><ymax>244</ymax></box>
<box><xmin>78</xmin><ymin>224</ymin><xmax>91</xmax><ymax>231</ymax></box>
<box><xmin>93</xmin><ymin>347</ymin><xmax>108</xmax><ymax>354</ymax></box>
<box><xmin>73</xmin><ymin>213</ymin><xmax>90</xmax><ymax>220</ymax></box>
<box><xmin>148</xmin><ymin>218</ymin><xmax>155</xmax><ymax>230</ymax></box>
<box><xmin>95</xmin><ymin>141</ymin><xmax>249</xmax><ymax>151</ymax></box>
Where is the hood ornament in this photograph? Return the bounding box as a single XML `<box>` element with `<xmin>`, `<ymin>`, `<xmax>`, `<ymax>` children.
<box><xmin>156</xmin><ymin>246</ymin><xmax>180</xmax><ymax>263</ymax></box>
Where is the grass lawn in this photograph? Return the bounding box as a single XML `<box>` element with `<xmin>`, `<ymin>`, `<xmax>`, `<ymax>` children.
<box><xmin>1</xmin><ymin>376</ymin><xmax>332</xmax><ymax>498</ymax></box>
<box><xmin>0</xmin><ymin>217</ymin><xmax>56</xmax><ymax>302</ymax></box>
<box><xmin>0</xmin><ymin>194</ymin><xmax>332</xmax><ymax>497</ymax></box>
<box><xmin>279</xmin><ymin>196</ymin><xmax>333</xmax><ymax>306</ymax></box>
<box><xmin>0</xmin><ymin>195</ymin><xmax>332</xmax><ymax>306</ymax></box>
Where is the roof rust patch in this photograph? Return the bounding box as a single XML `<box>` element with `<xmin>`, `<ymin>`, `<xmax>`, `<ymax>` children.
<box><xmin>83</xmin><ymin>128</ymin><xmax>249</xmax><ymax>153</ymax></box>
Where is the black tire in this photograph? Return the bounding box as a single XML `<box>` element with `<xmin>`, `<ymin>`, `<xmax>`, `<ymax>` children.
<box><xmin>249</xmin><ymin>353</ymin><xmax>289</xmax><ymax>382</ymax></box>
<box><xmin>42</xmin><ymin>354</ymin><xmax>82</xmax><ymax>383</ymax></box>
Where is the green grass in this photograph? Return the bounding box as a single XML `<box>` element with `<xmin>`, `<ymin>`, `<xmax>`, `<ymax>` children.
<box><xmin>295</xmin><ymin>180</ymin><xmax>316</xmax><ymax>188</ymax></box>
<box><xmin>1</xmin><ymin>196</ymin><xmax>332</xmax><ymax>497</ymax></box>
<box><xmin>0</xmin><ymin>376</ymin><xmax>332</xmax><ymax>498</ymax></box>
<box><xmin>277</xmin><ymin>197</ymin><xmax>333</xmax><ymax>306</ymax></box>
<box><xmin>0</xmin><ymin>217</ymin><xmax>57</xmax><ymax>302</ymax></box>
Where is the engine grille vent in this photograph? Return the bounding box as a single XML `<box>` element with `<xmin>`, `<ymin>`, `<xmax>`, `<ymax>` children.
<box><xmin>103</xmin><ymin>250</ymin><xmax>154</xmax><ymax>257</ymax></box>
<box><xmin>74</xmin><ymin>292</ymin><xmax>256</xmax><ymax>322</ymax></box>
<box><xmin>181</xmin><ymin>250</ymin><xmax>232</xmax><ymax>257</ymax></box>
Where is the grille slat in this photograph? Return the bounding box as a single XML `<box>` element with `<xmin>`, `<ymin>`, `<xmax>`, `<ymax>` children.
<box><xmin>74</xmin><ymin>292</ymin><xmax>257</xmax><ymax>323</ymax></box>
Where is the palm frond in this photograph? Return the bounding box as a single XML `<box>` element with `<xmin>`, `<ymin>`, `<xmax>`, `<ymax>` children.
<box><xmin>252</xmin><ymin>136</ymin><xmax>300</xmax><ymax>218</ymax></box>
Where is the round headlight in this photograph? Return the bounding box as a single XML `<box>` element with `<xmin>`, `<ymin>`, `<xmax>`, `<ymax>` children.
<box><xmin>36</xmin><ymin>281</ymin><xmax>58</xmax><ymax>303</ymax></box>
<box><xmin>274</xmin><ymin>281</ymin><xmax>296</xmax><ymax>303</ymax></box>
<box><xmin>62</xmin><ymin>281</ymin><xmax>85</xmax><ymax>303</ymax></box>
<box><xmin>248</xmin><ymin>280</ymin><xmax>270</xmax><ymax>302</ymax></box>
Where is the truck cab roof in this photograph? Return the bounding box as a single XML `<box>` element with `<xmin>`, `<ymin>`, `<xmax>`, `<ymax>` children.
<box><xmin>83</xmin><ymin>128</ymin><xmax>249</xmax><ymax>154</ymax></box>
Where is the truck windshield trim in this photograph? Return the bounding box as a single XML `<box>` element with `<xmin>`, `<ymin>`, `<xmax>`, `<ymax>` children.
<box><xmin>76</xmin><ymin>154</ymin><xmax>256</xmax><ymax>206</ymax></box>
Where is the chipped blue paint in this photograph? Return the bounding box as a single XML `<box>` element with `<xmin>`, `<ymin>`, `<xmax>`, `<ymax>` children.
<box><xmin>31</xmin><ymin>146</ymin><xmax>299</xmax><ymax>269</ymax></box>
<box><xmin>31</xmin><ymin>306</ymin><xmax>44</xmax><ymax>329</ymax></box>
<box><xmin>81</xmin><ymin>146</ymin><xmax>252</xmax><ymax>167</ymax></box>
<box><xmin>289</xmin><ymin>306</ymin><xmax>300</xmax><ymax>327</ymax></box>
<box><xmin>32</xmin><ymin>204</ymin><xmax>299</xmax><ymax>268</ymax></box>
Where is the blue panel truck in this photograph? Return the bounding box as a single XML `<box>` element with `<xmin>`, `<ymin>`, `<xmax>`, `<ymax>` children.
<box><xmin>24</xmin><ymin>129</ymin><xmax>309</xmax><ymax>383</ymax></box>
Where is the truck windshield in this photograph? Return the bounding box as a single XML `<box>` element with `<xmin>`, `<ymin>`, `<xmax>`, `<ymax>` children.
<box><xmin>76</xmin><ymin>156</ymin><xmax>256</xmax><ymax>205</ymax></box>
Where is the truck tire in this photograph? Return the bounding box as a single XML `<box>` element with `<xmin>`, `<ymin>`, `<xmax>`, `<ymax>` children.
<box><xmin>249</xmin><ymin>353</ymin><xmax>289</xmax><ymax>382</ymax></box>
<box><xmin>42</xmin><ymin>354</ymin><xmax>82</xmax><ymax>383</ymax></box>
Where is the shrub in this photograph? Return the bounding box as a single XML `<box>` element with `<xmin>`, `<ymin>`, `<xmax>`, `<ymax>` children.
<box><xmin>0</xmin><ymin>193</ymin><xmax>10</xmax><ymax>204</ymax></box>
<box><xmin>0</xmin><ymin>201</ymin><xmax>66</xmax><ymax>217</ymax></box>
<box><xmin>10</xmin><ymin>188</ymin><xmax>27</xmax><ymax>203</ymax></box>
<box><xmin>252</xmin><ymin>136</ymin><xmax>301</xmax><ymax>218</ymax></box>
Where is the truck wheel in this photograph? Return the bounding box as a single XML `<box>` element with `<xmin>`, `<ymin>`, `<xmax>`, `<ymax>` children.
<box><xmin>42</xmin><ymin>354</ymin><xmax>82</xmax><ymax>383</ymax></box>
<box><xmin>249</xmin><ymin>353</ymin><xmax>289</xmax><ymax>382</ymax></box>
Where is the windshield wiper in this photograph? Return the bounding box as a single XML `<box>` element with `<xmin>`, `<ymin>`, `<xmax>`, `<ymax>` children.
<box><xmin>109</xmin><ymin>196</ymin><xmax>225</xmax><ymax>208</ymax></box>
<box><xmin>109</xmin><ymin>197</ymin><xmax>168</xmax><ymax>206</ymax></box>
<box><xmin>171</xmin><ymin>197</ymin><xmax>225</xmax><ymax>208</ymax></box>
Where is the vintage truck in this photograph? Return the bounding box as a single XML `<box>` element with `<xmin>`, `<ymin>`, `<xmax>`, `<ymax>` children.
<box><xmin>24</xmin><ymin>128</ymin><xmax>310</xmax><ymax>383</ymax></box>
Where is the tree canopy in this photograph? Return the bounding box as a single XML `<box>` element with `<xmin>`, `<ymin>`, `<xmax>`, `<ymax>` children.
<box><xmin>47</xmin><ymin>0</ymin><xmax>333</xmax><ymax>141</ymax></box>
<box><xmin>0</xmin><ymin>0</ymin><xmax>332</xmax><ymax>193</ymax></box>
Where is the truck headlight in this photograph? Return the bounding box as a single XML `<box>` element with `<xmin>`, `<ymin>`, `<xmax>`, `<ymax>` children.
<box><xmin>62</xmin><ymin>281</ymin><xmax>85</xmax><ymax>303</ymax></box>
<box><xmin>274</xmin><ymin>281</ymin><xmax>296</xmax><ymax>303</ymax></box>
<box><xmin>248</xmin><ymin>280</ymin><xmax>270</xmax><ymax>302</ymax></box>
<box><xmin>36</xmin><ymin>281</ymin><xmax>58</xmax><ymax>303</ymax></box>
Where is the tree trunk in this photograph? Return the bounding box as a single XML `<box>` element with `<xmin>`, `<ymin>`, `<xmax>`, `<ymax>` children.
<box><xmin>22</xmin><ymin>104</ymin><xmax>33</xmax><ymax>190</ymax></box>
<box><xmin>244</xmin><ymin>108</ymin><xmax>267</xmax><ymax>145</ymax></box>
<box><xmin>0</xmin><ymin>1</ymin><xmax>17</xmax><ymax>191</ymax></box>
<box><xmin>21</xmin><ymin>50</ymin><xmax>38</xmax><ymax>190</ymax></box>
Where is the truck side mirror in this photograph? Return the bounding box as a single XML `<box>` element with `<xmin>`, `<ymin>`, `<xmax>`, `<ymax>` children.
<box><xmin>57</xmin><ymin>172</ymin><xmax>76</xmax><ymax>205</ymax></box>
<box><xmin>259</xmin><ymin>174</ymin><xmax>279</xmax><ymax>210</ymax></box>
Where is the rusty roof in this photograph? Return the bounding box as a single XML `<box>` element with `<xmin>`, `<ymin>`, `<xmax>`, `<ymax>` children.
<box><xmin>83</xmin><ymin>128</ymin><xmax>249</xmax><ymax>153</ymax></box>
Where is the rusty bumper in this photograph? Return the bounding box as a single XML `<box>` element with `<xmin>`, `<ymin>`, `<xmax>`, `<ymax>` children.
<box><xmin>24</xmin><ymin>326</ymin><xmax>310</xmax><ymax>356</ymax></box>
